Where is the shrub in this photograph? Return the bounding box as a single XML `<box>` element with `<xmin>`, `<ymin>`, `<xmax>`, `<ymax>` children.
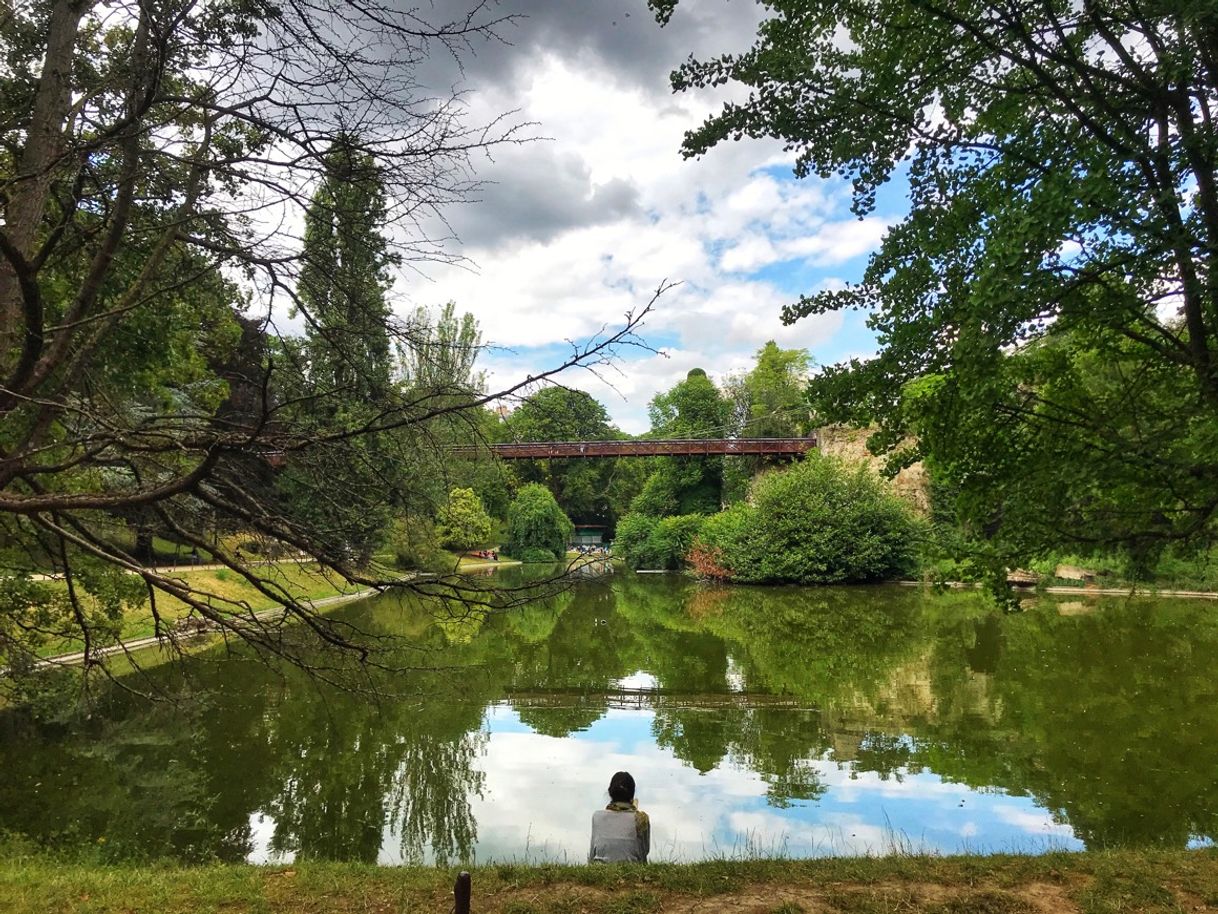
<box><xmin>435</xmin><ymin>487</ymin><xmax>494</xmax><ymax>552</ymax></box>
<box><xmin>650</xmin><ymin>514</ymin><xmax>705</xmax><ymax>569</ymax></box>
<box><xmin>505</xmin><ymin>483</ymin><xmax>574</xmax><ymax>560</ymax></box>
<box><xmin>516</xmin><ymin>546</ymin><xmax>558</xmax><ymax>564</ymax></box>
<box><xmin>387</xmin><ymin>514</ymin><xmax>445</xmax><ymax>570</ymax></box>
<box><xmin>693</xmin><ymin>454</ymin><xmax>921</xmax><ymax>584</ymax></box>
<box><xmin>613</xmin><ymin>512</ymin><xmax>704</xmax><ymax>570</ymax></box>
<box><xmin>613</xmin><ymin>513</ymin><xmax>659</xmax><ymax>569</ymax></box>
<box><xmin>690</xmin><ymin>505</ymin><xmax>754</xmax><ymax>580</ymax></box>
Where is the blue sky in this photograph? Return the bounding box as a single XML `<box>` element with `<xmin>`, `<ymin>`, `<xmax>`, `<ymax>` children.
<box><xmin>428</xmin><ymin>706</ymin><xmax>1084</xmax><ymax>865</ymax></box>
<box><xmin>394</xmin><ymin>1</ymin><xmax>907</xmax><ymax>433</ymax></box>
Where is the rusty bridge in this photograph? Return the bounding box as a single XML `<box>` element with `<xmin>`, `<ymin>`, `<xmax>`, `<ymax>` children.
<box><xmin>452</xmin><ymin>437</ymin><xmax>817</xmax><ymax>460</ymax></box>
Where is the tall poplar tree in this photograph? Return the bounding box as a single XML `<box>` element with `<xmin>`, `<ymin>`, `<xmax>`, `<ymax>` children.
<box><xmin>299</xmin><ymin>139</ymin><xmax>395</xmax><ymax>407</ymax></box>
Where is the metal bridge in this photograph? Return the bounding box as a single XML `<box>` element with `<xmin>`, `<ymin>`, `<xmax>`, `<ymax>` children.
<box><xmin>452</xmin><ymin>437</ymin><xmax>817</xmax><ymax>460</ymax></box>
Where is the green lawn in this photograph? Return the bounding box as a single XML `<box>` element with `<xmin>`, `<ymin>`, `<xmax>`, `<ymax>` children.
<box><xmin>0</xmin><ymin>849</ymin><xmax>1214</xmax><ymax>914</ymax></box>
<box><xmin>36</xmin><ymin>561</ymin><xmax>364</xmax><ymax>658</ymax></box>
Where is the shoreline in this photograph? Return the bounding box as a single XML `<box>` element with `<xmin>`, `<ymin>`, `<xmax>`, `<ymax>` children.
<box><xmin>2</xmin><ymin>848</ymin><xmax>1214</xmax><ymax>914</ymax></box>
<box><xmin>897</xmin><ymin>579</ymin><xmax>1218</xmax><ymax>600</ymax></box>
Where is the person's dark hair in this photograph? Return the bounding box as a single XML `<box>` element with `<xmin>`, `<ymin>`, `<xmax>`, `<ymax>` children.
<box><xmin>608</xmin><ymin>771</ymin><xmax>636</xmax><ymax>803</ymax></box>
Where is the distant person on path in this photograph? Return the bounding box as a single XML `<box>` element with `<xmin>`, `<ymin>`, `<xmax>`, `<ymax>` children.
<box><xmin>589</xmin><ymin>771</ymin><xmax>650</xmax><ymax>863</ymax></box>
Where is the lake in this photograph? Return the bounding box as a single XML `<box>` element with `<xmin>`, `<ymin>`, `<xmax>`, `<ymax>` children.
<box><xmin>1</xmin><ymin>570</ymin><xmax>1216</xmax><ymax>865</ymax></box>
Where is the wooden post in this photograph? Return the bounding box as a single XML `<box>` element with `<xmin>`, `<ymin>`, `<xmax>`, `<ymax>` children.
<box><xmin>454</xmin><ymin>871</ymin><xmax>471</xmax><ymax>914</ymax></box>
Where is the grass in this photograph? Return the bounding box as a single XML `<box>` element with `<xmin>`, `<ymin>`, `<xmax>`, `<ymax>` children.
<box><xmin>36</xmin><ymin>560</ymin><xmax>364</xmax><ymax>658</ymax></box>
<box><xmin>0</xmin><ymin>849</ymin><xmax>1214</xmax><ymax>914</ymax></box>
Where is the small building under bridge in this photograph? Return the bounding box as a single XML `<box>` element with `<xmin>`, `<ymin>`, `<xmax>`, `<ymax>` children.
<box><xmin>571</xmin><ymin>524</ymin><xmax>607</xmax><ymax>547</ymax></box>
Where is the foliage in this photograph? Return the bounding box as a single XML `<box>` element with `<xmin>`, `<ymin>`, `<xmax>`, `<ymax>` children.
<box><xmin>613</xmin><ymin>513</ymin><xmax>705</xmax><ymax>570</ymax></box>
<box><xmin>400</xmin><ymin>301</ymin><xmax>485</xmax><ymax>396</ymax></box>
<box><xmin>514</xmin><ymin>546</ymin><xmax>562</xmax><ymax>564</ymax></box>
<box><xmin>633</xmin><ymin>369</ymin><xmax>730</xmax><ymax>518</ymax></box>
<box><xmin>435</xmin><ymin>489</ymin><xmax>494</xmax><ymax>552</ymax></box>
<box><xmin>741</xmin><ymin>341</ymin><xmax>812</xmax><ymax>438</ymax></box>
<box><xmin>653</xmin><ymin>0</ymin><xmax>1218</xmax><ymax>572</ymax></box>
<box><xmin>506</xmin><ymin>388</ymin><xmax>636</xmax><ymax>527</ymax></box>
<box><xmin>648</xmin><ymin>368</ymin><xmax>729</xmax><ymax>438</ymax></box>
<box><xmin>504</xmin><ymin>484</ymin><xmax>574</xmax><ymax>561</ymax></box>
<box><xmin>0</xmin><ymin>0</ymin><xmax>657</xmax><ymax>679</ymax></box>
<box><xmin>693</xmin><ymin>456</ymin><xmax>920</xmax><ymax>584</ymax></box>
<box><xmin>612</xmin><ymin>513</ymin><xmax>657</xmax><ymax>569</ymax></box>
<box><xmin>720</xmin><ymin>340</ymin><xmax>813</xmax><ymax>503</ymax></box>
<box><xmin>299</xmin><ymin>139</ymin><xmax>396</xmax><ymax>404</ymax></box>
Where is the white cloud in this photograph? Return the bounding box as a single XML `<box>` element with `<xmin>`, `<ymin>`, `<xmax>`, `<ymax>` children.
<box><xmin>400</xmin><ymin>39</ymin><xmax>894</xmax><ymax>429</ymax></box>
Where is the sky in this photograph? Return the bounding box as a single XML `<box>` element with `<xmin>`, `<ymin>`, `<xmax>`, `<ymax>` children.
<box><xmin>385</xmin><ymin>0</ymin><xmax>903</xmax><ymax>434</ymax></box>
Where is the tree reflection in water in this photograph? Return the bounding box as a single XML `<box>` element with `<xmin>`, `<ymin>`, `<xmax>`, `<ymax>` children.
<box><xmin>0</xmin><ymin>573</ymin><xmax>1216</xmax><ymax>860</ymax></box>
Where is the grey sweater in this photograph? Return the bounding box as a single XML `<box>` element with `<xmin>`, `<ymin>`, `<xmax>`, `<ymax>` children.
<box><xmin>589</xmin><ymin>803</ymin><xmax>650</xmax><ymax>863</ymax></box>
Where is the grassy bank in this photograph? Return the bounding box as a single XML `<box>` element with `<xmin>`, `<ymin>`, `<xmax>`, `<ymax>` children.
<box><xmin>1</xmin><ymin>849</ymin><xmax>1215</xmax><ymax>914</ymax></box>
<box><xmin>38</xmin><ymin>561</ymin><xmax>363</xmax><ymax>658</ymax></box>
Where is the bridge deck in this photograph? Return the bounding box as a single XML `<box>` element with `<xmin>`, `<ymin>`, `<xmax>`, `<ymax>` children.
<box><xmin>454</xmin><ymin>437</ymin><xmax>817</xmax><ymax>459</ymax></box>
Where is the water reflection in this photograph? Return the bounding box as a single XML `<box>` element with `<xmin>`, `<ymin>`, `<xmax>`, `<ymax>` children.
<box><xmin>0</xmin><ymin>575</ymin><xmax>1216</xmax><ymax>863</ymax></box>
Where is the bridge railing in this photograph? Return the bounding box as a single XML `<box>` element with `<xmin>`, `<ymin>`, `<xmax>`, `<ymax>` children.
<box><xmin>450</xmin><ymin>437</ymin><xmax>817</xmax><ymax>460</ymax></box>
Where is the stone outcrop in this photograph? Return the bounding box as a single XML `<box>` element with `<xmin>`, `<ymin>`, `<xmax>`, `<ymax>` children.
<box><xmin>816</xmin><ymin>425</ymin><xmax>931</xmax><ymax>514</ymax></box>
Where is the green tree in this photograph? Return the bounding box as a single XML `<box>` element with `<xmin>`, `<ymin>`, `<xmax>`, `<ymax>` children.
<box><xmin>652</xmin><ymin>0</ymin><xmax>1218</xmax><ymax>571</ymax></box>
<box><xmin>506</xmin><ymin>387</ymin><xmax>624</xmax><ymax>526</ymax></box>
<box><xmin>744</xmin><ymin>342</ymin><xmax>812</xmax><ymax>438</ymax></box>
<box><xmin>401</xmin><ymin>301</ymin><xmax>485</xmax><ymax>396</ymax></box>
<box><xmin>435</xmin><ymin>488</ymin><xmax>493</xmax><ymax>552</ymax></box>
<box><xmin>299</xmin><ymin>139</ymin><xmax>395</xmax><ymax>404</ymax></box>
<box><xmin>722</xmin><ymin>342</ymin><xmax>813</xmax><ymax>502</ymax></box>
<box><xmin>396</xmin><ymin>305</ymin><xmax>512</xmax><ymax>523</ymax></box>
<box><xmin>635</xmin><ymin>369</ymin><xmax>730</xmax><ymax>516</ymax></box>
<box><xmin>504</xmin><ymin>483</ymin><xmax>575</xmax><ymax>562</ymax></box>
<box><xmin>648</xmin><ymin>368</ymin><xmax>729</xmax><ymax>438</ymax></box>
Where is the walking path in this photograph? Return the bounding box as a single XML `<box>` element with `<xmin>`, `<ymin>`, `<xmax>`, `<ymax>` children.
<box><xmin>35</xmin><ymin>588</ymin><xmax>378</xmax><ymax>669</ymax></box>
<box><xmin>28</xmin><ymin>558</ymin><xmax>304</xmax><ymax>582</ymax></box>
<box><xmin>898</xmin><ymin>580</ymin><xmax>1218</xmax><ymax>599</ymax></box>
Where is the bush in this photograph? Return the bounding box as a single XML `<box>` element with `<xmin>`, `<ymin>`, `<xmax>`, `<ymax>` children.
<box><xmin>504</xmin><ymin>483</ymin><xmax>574</xmax><ymax>560</ymax></box>
<box><xmin>651</xmin><ymin>514</ymin><xmax>705</xmax><ymax>569</ymax></box>
<box><xmin>516</xmin><ymin>546</ymin><xmax>558</xmax><ymax>563</ymax></box>
<box><xmin>688</xmin><ymin>505</ymin><xmax>754</xmax><ymax>580</ymax></box>
<box><xmin>693</xmin><ymin>454</ymin><xmax>921</xmax><ymax>584</ymax></box>
<box><xmin>387</xmin><ymin>514</ymin><xmax>445</xmax><ymax>570</ymax></box>
<box><xmin>613</xmin><ymin>513</ymin><xmax>658</xmax><ymax>568</ymax></box>
<box><xmin>435</xmin><ymin>487</ymin><xmax>494</xmax><ymax>552</ymax></box>
<box><xmin>613</xmin><ymin>512</ymin><xmax>704</xmax><ymax>570</ymax></box>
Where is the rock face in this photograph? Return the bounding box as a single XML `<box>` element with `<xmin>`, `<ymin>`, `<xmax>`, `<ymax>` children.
<box><xmin>816</xmin><ymin>426</ymin><xmax>931</xmax><ymax>514</ymax></box>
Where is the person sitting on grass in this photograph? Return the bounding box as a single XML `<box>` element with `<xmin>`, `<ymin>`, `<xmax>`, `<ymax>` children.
<box><xmin>589</xmin><ymin>771</ymin><xmax>650</xmax><ymax>863</ymax></box>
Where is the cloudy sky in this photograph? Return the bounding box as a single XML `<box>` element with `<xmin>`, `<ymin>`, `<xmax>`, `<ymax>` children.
<box><xmin>394</xmin><ymin>1</ymin><xmax>903</xmax><ymax>433</ymax></box>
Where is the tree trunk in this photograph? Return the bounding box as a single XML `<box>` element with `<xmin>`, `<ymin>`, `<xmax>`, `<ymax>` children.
<box><xmin>0</xmin><ymin>0</ymin><xmax>87</xmax><ymax>366</ymax></box>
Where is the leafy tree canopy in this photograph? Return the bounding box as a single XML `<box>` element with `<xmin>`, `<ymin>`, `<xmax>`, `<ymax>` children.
<box><xmin>299</xmin><ymin>139</ymin><xmax>395</xmax><ymax>405</ymax></box>
<box><xmin>507</xmin><ymin>387</ymin><xmax>614</xmax><ymax>443</ymax></box>
<box><xmin>505</xmin><ymin>387</ymin><xmax>633</xmax><ymax>526</ymax></box>
<box><xmin>653</xmin><ymin>0</ymin><xmax>1218</xmax><ymax>569</ymax></box>
<box><xmin>743</xmin><ymin>342</ymin><xmax>812</xmax><ymax>438</ymax></box>
<box><xmin>648</xmin><ymin>368</ymin><xmax>729</xmax><ymax>438</ymax></box>
<box><xmin>400</xmin><ymin>302</ymin><xmax>485</xmax><ymax>397</ymax></box>
<box><xmin>636</xmin><ymin>369</ymin><xmax>730</xmax><ymax>516</ymax></box>
<box><xmin>504</xmin><ymin>483</ymin><xmax>574</xmax><ymax>562</ymax></box>
<box><xmin>435</xmin><ymin>488</ymin><xmax>494</xmax><ymax>552</ymax></box>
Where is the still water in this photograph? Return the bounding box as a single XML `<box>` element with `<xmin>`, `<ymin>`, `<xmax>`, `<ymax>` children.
<box><xmin>2</xmin><ymin>571</ymin><xmax>1217</xmax><ymax>864</ymax></box>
